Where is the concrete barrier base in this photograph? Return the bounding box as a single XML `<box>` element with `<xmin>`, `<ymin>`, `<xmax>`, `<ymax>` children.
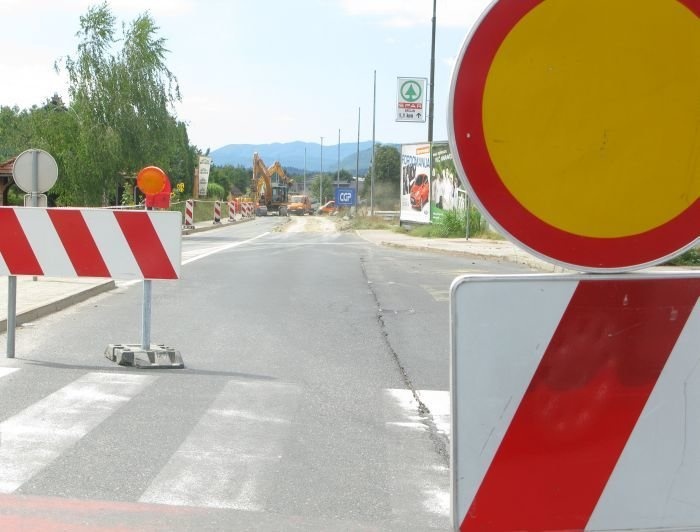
<box><xmin>104</xmin><ymin>343</ymin><xmax>184</xmax><ymax>368</ymax></box>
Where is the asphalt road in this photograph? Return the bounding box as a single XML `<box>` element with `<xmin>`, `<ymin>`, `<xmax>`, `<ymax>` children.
<box><xmin>0</xmin><ymin>215</ymin><xmax>534</xmax><ymax>531</ymax></box>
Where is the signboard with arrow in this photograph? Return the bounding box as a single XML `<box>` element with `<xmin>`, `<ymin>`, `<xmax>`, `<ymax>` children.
<box><xmin>396</xmin><ymin>77</ymin><xmax>427</xmax><ymax>122</ymax></box>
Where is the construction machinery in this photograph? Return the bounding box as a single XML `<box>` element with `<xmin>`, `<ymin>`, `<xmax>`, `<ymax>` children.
<box><xmin>252</xmin><ymin>153</ymin><xmax>293</xmax><ymax>216</ymax></box>
<box><xmin>288</xmin><ymin>194</ymin><xmax>313</xmax><ymax>215</ymax></box>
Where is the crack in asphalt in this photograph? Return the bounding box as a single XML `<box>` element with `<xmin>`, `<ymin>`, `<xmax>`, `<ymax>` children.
<box><xmin>360</xmin><ymin>256</ymin><xmax>450</xmax><ymax>466</ymax></box>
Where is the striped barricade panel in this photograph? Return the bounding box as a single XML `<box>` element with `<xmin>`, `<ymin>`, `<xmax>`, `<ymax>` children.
<box><xmin>451</xmin><ymin>273</ymin><xmax>700</xmax><ymax>531</ymax></box>
<box><xmin>0</xmin><ymin>207</ymin><xmax>181</xmax><ymax>280</ymax></box>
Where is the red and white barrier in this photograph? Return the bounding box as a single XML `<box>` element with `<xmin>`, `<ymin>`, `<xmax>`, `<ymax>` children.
<box><xmin>0</xmin><ymin>207</ymin><xmax>181</xmax><ymax>280</ymax></box>
<box><xmin>213</xmin><ymin>201</ymin><xmax>221</xmax><ymax>224</ymax></box>
<box><xmin>451</xmin><ymin>273</ymin><xmax>700</xmax><ymax>531</ymax></box>
<box><xmin>228</xmin><ymin>200</ymin><xmax>236</xmax><ymax>221</ymax></box>
<box><xmin>184</xmin><ymin>199</ymin><xmax>194</xmax><ymax>227</ymax></box>
<box><xmin>240</xmin><ymin>201</ymin><xmax>254</xmax><ymax>218</ymax></box>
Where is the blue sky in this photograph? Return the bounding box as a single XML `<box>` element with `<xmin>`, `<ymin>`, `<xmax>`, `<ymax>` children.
<box><xmin>0</xmin><ymin>0</ymin><xmax>492</xmax><ymax>151</ymax></box>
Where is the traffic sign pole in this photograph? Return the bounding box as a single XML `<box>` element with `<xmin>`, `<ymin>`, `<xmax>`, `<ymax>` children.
<box><xmin>7</xmin><ymin>148</ymin><xmax>59</xmax><ymax>357</ymax></box>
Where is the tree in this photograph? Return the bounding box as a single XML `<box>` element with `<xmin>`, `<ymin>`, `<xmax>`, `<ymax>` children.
<box><xmin>362</xmin><ymin>144</ymin><xmax>400</xmax><ymax>209</ymax></box>
<box><xmin>310</xmin><ymin>173</ymin><xmax>333</xmax><ymax>203</ymax></box>
<box><xmin>57</xmin><ymin>2</ymin><xmax>184</xmax><ymax>206</ymax></box>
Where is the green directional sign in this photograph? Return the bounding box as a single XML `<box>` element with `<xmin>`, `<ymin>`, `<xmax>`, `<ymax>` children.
<box><xmin>397</xmin><ymin>77</ymin><xmax>427</xmax><ymax>123</ymax></box>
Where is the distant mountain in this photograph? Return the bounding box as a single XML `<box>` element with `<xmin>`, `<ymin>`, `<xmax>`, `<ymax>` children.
<box><xmin>209</xmin><ymin>141</ymin><xmax>396</xmax><ymax>176</ymax></box>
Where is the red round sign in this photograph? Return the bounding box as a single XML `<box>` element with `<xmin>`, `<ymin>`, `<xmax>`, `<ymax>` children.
<box><xmin>449</xmin><ymin>0</ymin><xmax>700</xmax><ymax>272</ymax></box>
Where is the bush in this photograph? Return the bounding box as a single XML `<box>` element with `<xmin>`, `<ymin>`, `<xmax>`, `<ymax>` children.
<box><xmin>206</xmin><ymin>182</ymin><xmax>226</xmax><ymax>200</ymax></box>
<box><xmin>412</xmin><ymin>207</ymin><xmax>490</xmax><ymax>238</ymax></box>
<box><xmin>665</xmin><ymin>248</ymin><xmax>700</xmax><ymax>266</ymax></box>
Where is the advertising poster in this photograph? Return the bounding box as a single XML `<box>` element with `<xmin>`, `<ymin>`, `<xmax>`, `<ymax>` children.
<box><xmin>198</xmin><ymin>156</ymin><xmax>212</xmax><ymax>196</ymax></box>
<box><xmin>400</xmin><ymin>143</ymin><xmax>431</xmax><ymax>224</ymax></box>
<box><xmin>430</xmin><ymin>142</ymin><xmax>464</xmax><ymax>223</ymax></box>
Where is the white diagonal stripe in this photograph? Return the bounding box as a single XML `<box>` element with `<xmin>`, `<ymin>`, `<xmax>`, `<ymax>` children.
<box><xmin>148</xmin><ymin>211</ymin><xmax>182</xmax><ymax>277</ymax></box>
<box><xmin>81</xmin><ymin>209</ymin><xmax>141</xmax><ymax>279</ymax></box>
<box><xmin>140</xmin><ymin>380</ymin><xmax>300</xmax><ymax>509</ymax></box>
<box><xmin>588</xmin><ymin>297</ymin><xmax>700</xmax><ymax>530</ymax></box>
<box><xmin>0</xmin><ymin>252</ymin><xmax>8</xmax><ymax>276</ymax></box>
<box><xmin>0</xmin><ymin>372</ymin><xmax>156</xmax><ymax>492</ymax></box>
<box><xmin>15</xmin><ymin>208</ymin><xmax>75</xmax><ymax>277</ymax></box>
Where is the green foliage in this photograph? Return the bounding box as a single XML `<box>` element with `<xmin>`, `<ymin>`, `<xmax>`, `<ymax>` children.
<box><xmin>362</xmin><ymin>144</ymin><xmax>400</xmax><ymax>209</ymax></box>
<box><xmin>665</xmin><ymin>248</ymin><xmax>700</xmax><ymax>266</ymax></box>
<box><xmin>210</xmin><ymin>164</ymin><xmax>251</xmax><ymax>197</ymax></box>
<box><xmin>31</xmin><ymin>2</ymin><xmax>189</xmax><ymax>206</ymax></box>
<box><xmin>309</xmin><ymin>173</ymin><xmax>334</xmax><ymax>203</ymax></box>
<box><xmin>205</xmin><ymin>182</ymin><xmax>226</xmax><ymax>200</ymax></box>
<box><xmin>404</xmin><ymin>206</ymin><xmax>491</xmax><ymax>238</ymax></box>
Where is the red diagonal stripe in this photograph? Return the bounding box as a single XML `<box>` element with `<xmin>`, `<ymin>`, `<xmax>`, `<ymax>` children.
<box><xmin>47</xmin><ymin>210</ymin><xmax>110</xmax><ymax>277</ymax></box>
<box><xmin>463</xmin><ymin>278</ymin><xmax>700</xmax><ymax>531</ymax></box>
<box><xmin>113</xmin><ymin>211</ymin><xmax>177</xmax><ymax>279</ymax></box>
<box><xmin>0</xmin><ymin>208</ymin><xmax>43</xmax><ymax>275</ymax></box>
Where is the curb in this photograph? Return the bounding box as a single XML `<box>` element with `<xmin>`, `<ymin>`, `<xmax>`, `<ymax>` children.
<box><xmin>0</xmin><ymin>280</ymin><xmax>116</xmax><ymax>334</ymax></box>
<box><xmin>181</xmin><ymin>216</ymin><xmax>254</xmax><ymax>236</ymax></box>
<box><xmin>364</xmin><ymin>236</ymin><xmax>569</xmax><ymax>273</ymax></box>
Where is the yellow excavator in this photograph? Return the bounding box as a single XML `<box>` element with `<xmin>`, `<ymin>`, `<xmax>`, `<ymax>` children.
<box><xmin>252</xmin><ymin>153</ymin><xmax>293</xmax><ymax>216</ymax></box>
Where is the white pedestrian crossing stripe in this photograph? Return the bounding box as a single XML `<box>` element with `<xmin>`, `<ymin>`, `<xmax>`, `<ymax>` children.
<box><xmin>0</xmin><ymin>368</ymin><xmax>450</xmax><ymax>525</ymax></box>
<box><xmin>0</xmin><ymin>368</ymin><xmax>19</xmax><ymax>379</ymax></box>
<box><xmin>383</xmin><ymin>389</ymin><xmax>451</xmax><ymax>526</ymax></box>
<box><xmin>0</xmin><ymin>372</ymin><xmax>156</xmax><ymax>493</ymax></box>
<box><xmin>139</xmin><ymin>380</ymin><xmax>301</xmax><ymax>509</ymax></box>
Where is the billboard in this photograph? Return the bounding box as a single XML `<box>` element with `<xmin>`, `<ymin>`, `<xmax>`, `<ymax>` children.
<box><xmin>198</xmin><ymin>156</ymin><xmax>212</xmax><ymax>196</ymax></box>
<box><xmin>400</xmin><ymin>143</ymin><xmax>431</xmax><ymax>224</ymax></box>
<box><xmin>399</xmin><ymin>142</ymin><xmax>466</xmax><ymax>225</ymax></box>
<box><xmin>430</xmin><ymin>142</ymin><xmax>463</xmax><ymax>223</ymax></box>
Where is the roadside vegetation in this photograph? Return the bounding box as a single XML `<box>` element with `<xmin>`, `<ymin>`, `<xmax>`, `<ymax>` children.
<box><xmin>341</xmin><ymin>206</ymin><xmax>499</xmax><ymax>239</ymax></box>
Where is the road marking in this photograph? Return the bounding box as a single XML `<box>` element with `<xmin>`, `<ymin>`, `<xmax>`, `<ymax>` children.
<box><xmin>383</xmin><ymin>389</ymin><xmax>450</xmax><ymax>527</ymax></box>
<box><xmin>0</xmin><ymin>373</ymin><xmax>156</xmax><ymax>493</ymax></box>
<box><xmin>139</xmin><ymin>380</ymin><xmax>300</xmax><ymax>510</ymax></box>
<box><xmin>0</xmin><ymin>368</ymin><xmax>19</xmax><ymax>380</ymax></box>
<box><xmin>421</xmin><ymin>286</ymin><xmax>450</xmax><ymax>302</ymax></box>
<box><xmin>181</xmin><ymin>233</ymin><xmax>270</xmax><ymax>265</ymax></box>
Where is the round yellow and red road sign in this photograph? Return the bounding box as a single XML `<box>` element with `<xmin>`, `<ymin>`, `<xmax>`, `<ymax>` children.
<box><xmin>449</xmin><ymin>0</ymin><xmax>700</xmax><ymax>271</ymax></box>
<box><xmin>136</xmin><ymin>166</ymin><xmax>167</xmax><ymax>195</ymax></box>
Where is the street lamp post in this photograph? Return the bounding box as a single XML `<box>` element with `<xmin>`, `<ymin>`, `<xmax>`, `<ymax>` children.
<box><xmin>320</xmin><ymin>136</ymin><xmax>324</xmax><ymax>204</ymax></box>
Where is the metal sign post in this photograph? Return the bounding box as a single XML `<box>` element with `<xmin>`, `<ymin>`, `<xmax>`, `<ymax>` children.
<box><xmin>7</xmin><ymin>149</ymin><xmax>58</xmax><ymax>357</ymax></box>
<box><xmin>142</xmin><ymin>280</ymin><xmax>152</xmax><ymax>350</ymax></box>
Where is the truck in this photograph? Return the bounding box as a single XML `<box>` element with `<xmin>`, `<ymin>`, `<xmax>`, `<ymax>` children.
<box><xmin>287</xmin><ymin>194</ymin><xmax>313</xmax><ymax>216</ymax></box>
<box><xmin>252</xmin><ymin>153</ymin><xmax>293</xmax><ymax>216</ymax></box>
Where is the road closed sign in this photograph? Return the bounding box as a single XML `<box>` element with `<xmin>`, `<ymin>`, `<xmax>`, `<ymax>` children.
<box><xmin>448</xmin><ymin>0</ymin><xmax>700</xmax><ymax>272</ymax></box>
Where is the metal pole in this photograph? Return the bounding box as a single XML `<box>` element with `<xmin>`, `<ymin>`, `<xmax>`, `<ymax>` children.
<box><xmin>142</xmin><ymin>279</ymin><xmax>152</xmax><ymax>350</ymax></box>
<box><xmin>320</xmin><ymin>137</ymin><xmax>324</xmax><ymax>203</ymax></box>
<box><xmin>337</xmin><ymin>128</ymin><xmax>340</xmax><ymax>188</ymax></box>
<box><xmin>6</xmin><ymin>277</ymin><xmax>16</xmax><ymax>358</ymax></box>
<box><xmin>371</xmin><ymin>70</ymin><xmax>376</xmax><ymax>216</ymax></box>
<box><xmin>304</xmin><ymin>147</ymin><xmax>307</xmax><ymax>194</ymax></box>
<box><xmin>356</xmin><ymin>107</ymin><xmax>360</xmax><ymax>214</ymax></box>
<box><xmin>428</xmin><ymin>0</ymin><xmax>436</xmax><ymax>143</ymax></box>
<box><xmin>31</xmin><ymin>150</ymin><xmax>38</xmax><ymax>207</ymax></box>
<box><xmin>466</xmin><ymin>195</ymin><xmax>471</xmax><ymax>240</ymax></box>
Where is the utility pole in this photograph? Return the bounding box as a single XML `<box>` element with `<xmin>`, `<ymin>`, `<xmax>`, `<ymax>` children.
<box><xmin>371</xmin><ymin>70</ymin><xmax>376</xmax><ymax>216</ymax></box>
<box><xmin>320</xmin><ymin>137</ymin><xmax>324</xmax><ymax>203</ymax></box>
<box><xmin>356</xmin><ymin>107</ymin><xmax>360</xmax><ymax>213</ymax></box>
<box><xmin>428</xmin><ymin>0</ymin><xmax>436</xmax><ymax>143</ymax></box>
